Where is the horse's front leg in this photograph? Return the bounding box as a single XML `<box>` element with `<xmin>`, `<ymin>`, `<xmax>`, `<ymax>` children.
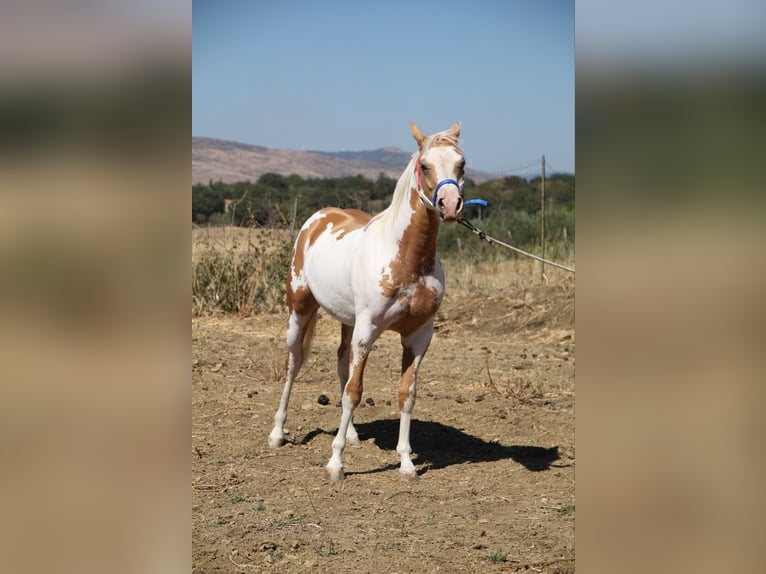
<box><xmin>396</xmin><ymin>323</ymin><xmax>433</xmax><ymax>481</ymax></box>
<box><xmin>326</xmin><ymin>319</ymin><xmax>379</xmax><ymax>482</ymax></box>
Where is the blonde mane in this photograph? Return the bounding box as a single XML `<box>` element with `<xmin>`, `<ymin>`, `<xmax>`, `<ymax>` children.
<box><xmin>370</xmin><ymin>126</ymin><xmax>462</xmax><ymax>229</ymax></box>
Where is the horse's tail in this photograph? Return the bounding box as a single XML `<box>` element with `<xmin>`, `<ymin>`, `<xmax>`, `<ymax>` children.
<box><xmin>301</xmin><ymin>311</ymin><xmax>318</xmax><ymax>362</ymax></box>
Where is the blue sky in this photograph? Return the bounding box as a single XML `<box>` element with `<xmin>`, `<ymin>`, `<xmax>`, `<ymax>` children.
<box><xmin>193</xmin><ymin>0</ymin><xmax>574</xmax><ymax>175</ymax></box>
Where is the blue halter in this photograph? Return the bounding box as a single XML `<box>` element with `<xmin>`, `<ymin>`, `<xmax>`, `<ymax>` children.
<box><xmin>432</xmin><ymin>178</ymin><xmax>461</xmax><ymax>206</ymax></box>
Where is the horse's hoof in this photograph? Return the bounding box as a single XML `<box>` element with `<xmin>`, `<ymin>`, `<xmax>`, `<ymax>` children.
<box><xmin>346</xmin><ymin>434</ymin><xmax>361</xmax><ymax>447</ymax></box>
<box><xmin>399</xmin><ymin>469</ymin><xmax>419</xmax><ymax>482</ymax></box>
<box><xmin>326</xmin><ymin>466</ymin><xmax>345</xmax><ymax>482</ymax></box>
<box><xmin>268</xmin><ymin>435</ymin><xmax>285</xmax><ymax>448</ymax></box>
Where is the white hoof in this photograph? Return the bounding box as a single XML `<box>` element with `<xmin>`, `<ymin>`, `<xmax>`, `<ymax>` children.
<box><xmin>345</xmin><ymin>433</ymin><xmax>361</xmax><ymax>447</ymax></box>
<box><xmin>326</xmin><ymin>466</ymin><xmax>345</xmax><ymax>482</ymax></box>
<box><xmin>399</xmin><ymin>469</ymin><xmax>419</xmax><ymax>482</ymax></box>
<box><xmin>268</xmin><ymin>434</ymin><xmax>285</xmax><ymax>448</ymax></box>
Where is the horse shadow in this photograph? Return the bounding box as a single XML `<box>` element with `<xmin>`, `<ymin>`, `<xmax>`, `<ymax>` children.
<box><xmin>299</xmin><ymin>418</ymin><xmax>563</xmax><ymax>477</ymax></box>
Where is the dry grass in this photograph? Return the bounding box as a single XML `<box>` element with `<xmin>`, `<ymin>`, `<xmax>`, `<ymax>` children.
<box><xmin>444</xmin><ymin>256</ymin><xmax>575</xmax><ymax>296</ymax></box>
<box><xmin>192</xmin><ymin>226</ymin><xmax>293</xmax><ymax>316</ymax></box>
<box><xmin>192</xmin><ymin>225</ymin><xmax>293</xmax><ymax>262</ymax></box>
<box><xmin>191</xmin><ymin>225</ymin><xmax>575</xmax><ymax>320</ymax></box>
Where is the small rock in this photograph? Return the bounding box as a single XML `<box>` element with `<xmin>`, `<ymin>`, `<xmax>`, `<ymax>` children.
<box><xmin>365</xmin><ymin>397</ymin><xmax>375</xmax><ymax>406</ymax></box>
<box><xmin>317</xmin><ymin>394</ymin><xmax>330</xmax><ymax>406</ymax></box>
<box><xmin>247</xmin><ymin>389</ymin><xmax>258</xmax><ymax>398</ymax></box>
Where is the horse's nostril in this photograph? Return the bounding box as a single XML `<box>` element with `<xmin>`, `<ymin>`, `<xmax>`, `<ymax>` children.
<box><xmin>456</xmin><ymin>197</ymin><xmax>464</xmax><ymax>212</ymax></box>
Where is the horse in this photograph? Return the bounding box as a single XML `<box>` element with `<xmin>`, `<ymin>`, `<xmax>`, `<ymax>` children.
<box><xmin>268</xmin><ymin>122</ymin><xmax>466</xmax><ymax>481</ymax></box>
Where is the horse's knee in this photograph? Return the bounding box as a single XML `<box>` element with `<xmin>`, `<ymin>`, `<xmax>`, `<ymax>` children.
<box><xmin>345</xmin><ymin>386</ymin><xmax>363</xmax><ymax>408</ymax></box>
<box><xmin>398</xmin><ymin>389</ymin><xmax>416</xmax><ymax>411</ymax></box>
<box><xmin>398</xmin><ymin>389</ymin><xmax>409</xmax><ymax>410</ymax></box>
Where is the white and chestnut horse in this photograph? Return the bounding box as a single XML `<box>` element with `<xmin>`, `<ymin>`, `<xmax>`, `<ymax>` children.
<box><xmin>268</xmin><ymin>122</ymin><xmax>465</xmax><ymax>481</ymax></box>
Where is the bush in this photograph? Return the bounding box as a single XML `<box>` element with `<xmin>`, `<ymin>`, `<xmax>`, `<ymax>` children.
<box><xmin>438</xmin><ymin>206</ymin><xmax>574</xmax><ymax>263</ymax></box>
<box><xmin>192</xmin><ymin>228</ymin><xmax>292</xmax><ymax>316</ymax></box>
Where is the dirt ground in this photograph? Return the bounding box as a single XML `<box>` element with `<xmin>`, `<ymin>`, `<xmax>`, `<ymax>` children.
<box><xmin>192</xmin><ymin>282</ymin><xmax>575</xmax><ymax>573</ymax></box>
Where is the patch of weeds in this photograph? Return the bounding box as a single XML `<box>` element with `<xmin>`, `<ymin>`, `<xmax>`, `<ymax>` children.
<box><xmin>556</xmin><ymin>504</ymin><xmax>575</xmax><ymax>515</ymax></box>
<box><xmin>316</xmin><ymin>539</ymin><xmax>336</xmax><ymax>557</ymax></box>
<box><xmin>229</xmin><ymin>492</ymin><xmax>246</xmax><ymax>504</ymax></box>
<box><xmin>192</xmin><ymin>228</ymin><xmax>292</xmax><ymax>316</ymax></box>
<box><xmin>506</xmin><ymin>377</ymin><xmax>545</xmax><ymax>403</ymax></box>
<box><xmin>301</xmin><ymin>486</ymin><xmax>339</xmax><ymax>559</ymax></box>
<box><xmin>273</xmin><ymin>513</ymin><xmax>305</xmax><ymax>528</ymax></box>
<box><xmin>489</xmin><ymin>549</ymin><xmax>509</xmax><ymax>563</ymax></box>
<box><xmin>253</xmin><ymin>501</ymin><xmax>266</xmax><ymax>511</ymax></box>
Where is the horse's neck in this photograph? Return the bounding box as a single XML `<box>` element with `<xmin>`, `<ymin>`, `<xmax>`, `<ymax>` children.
<box><xmin>383</xmin><ymin>189</ymin><xmax>441</xmax><ymax>277</ymax></box>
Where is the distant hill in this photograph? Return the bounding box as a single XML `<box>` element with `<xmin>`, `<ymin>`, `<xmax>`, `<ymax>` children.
<box><xmin>192</xmin><ymin>137</ymin><xmax>495</xmax><ymax>184</ymax></box>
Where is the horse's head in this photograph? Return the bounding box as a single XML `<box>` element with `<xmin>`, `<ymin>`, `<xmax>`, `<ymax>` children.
<box><xmin>411</xmin><ymin>121</ymin><xmax>465</xmax><ymax>223</ymax></box>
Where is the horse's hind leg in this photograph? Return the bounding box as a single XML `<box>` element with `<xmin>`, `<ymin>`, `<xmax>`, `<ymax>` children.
<box><xmin>337</xmin><ymin>323</ymin><xmax>360</xmax><ymax>446</ymax></box>
<box><xmin>268</xmin><ymin>299</ymin><xmax>318</xmax><ymax>448</ymax></box>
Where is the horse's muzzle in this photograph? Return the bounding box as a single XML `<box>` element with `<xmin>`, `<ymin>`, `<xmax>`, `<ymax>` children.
<box><xmin>438</xmin><ymin>194</ymin><xmax>463</xmax><ymax>222</ymax></box>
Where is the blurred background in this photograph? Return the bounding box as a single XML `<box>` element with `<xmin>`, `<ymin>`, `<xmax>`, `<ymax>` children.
<box><xmin>1</xmin><ymin>0</ymin><xmax>765</xmax><ymax>572</ymax></box>
<box><xmin>576</xmin><ymin>1</ymin><xmax>766</xmax><ymax>572</ymax></box>
<box><xmin>0</xmin><ymin>1</ymin><xmax>190</xmax><ymax>573</ymax></box>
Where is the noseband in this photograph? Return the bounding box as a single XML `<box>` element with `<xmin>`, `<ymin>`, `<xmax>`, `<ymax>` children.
<box><xmin>415</xmin><ymin>161</ymin><xmax>462</xmax><ymax>207</ymax></box>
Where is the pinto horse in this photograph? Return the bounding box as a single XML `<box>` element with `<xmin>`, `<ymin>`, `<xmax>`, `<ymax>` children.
<box><xmin>268</xmin><ymin>122</ymin><xmax>465</xmax><ymax>481</ymax></box>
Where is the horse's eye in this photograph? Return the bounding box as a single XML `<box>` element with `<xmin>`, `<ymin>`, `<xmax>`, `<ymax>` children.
<box><xmin>419</xmin><ymin>163</ymin><xmax>429</xmax><ymax>171</ymax></box>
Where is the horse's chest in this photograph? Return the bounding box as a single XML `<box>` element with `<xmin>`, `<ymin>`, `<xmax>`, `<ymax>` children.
<box><xmin>386</xmin><ymin>277</ymin><xmax>444</xmax><ymax>335</ymax></box>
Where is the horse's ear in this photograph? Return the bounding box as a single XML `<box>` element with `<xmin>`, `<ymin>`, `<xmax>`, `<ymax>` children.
<box><xmin>411</xmin><ymin>122</ymin><xmax>426</xmax><ymax>148</ymax></box>
<box><xmin>450</xmin><ymin>121</ymin><xmax>461</xmax><ymax>138</ymax></box>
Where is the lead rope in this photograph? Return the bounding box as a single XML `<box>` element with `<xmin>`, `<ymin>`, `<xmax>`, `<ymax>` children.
<box><xmin>458</xmin><ymin>216</ymin><xmax>575</xmax><ymax>274</ymax></box>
